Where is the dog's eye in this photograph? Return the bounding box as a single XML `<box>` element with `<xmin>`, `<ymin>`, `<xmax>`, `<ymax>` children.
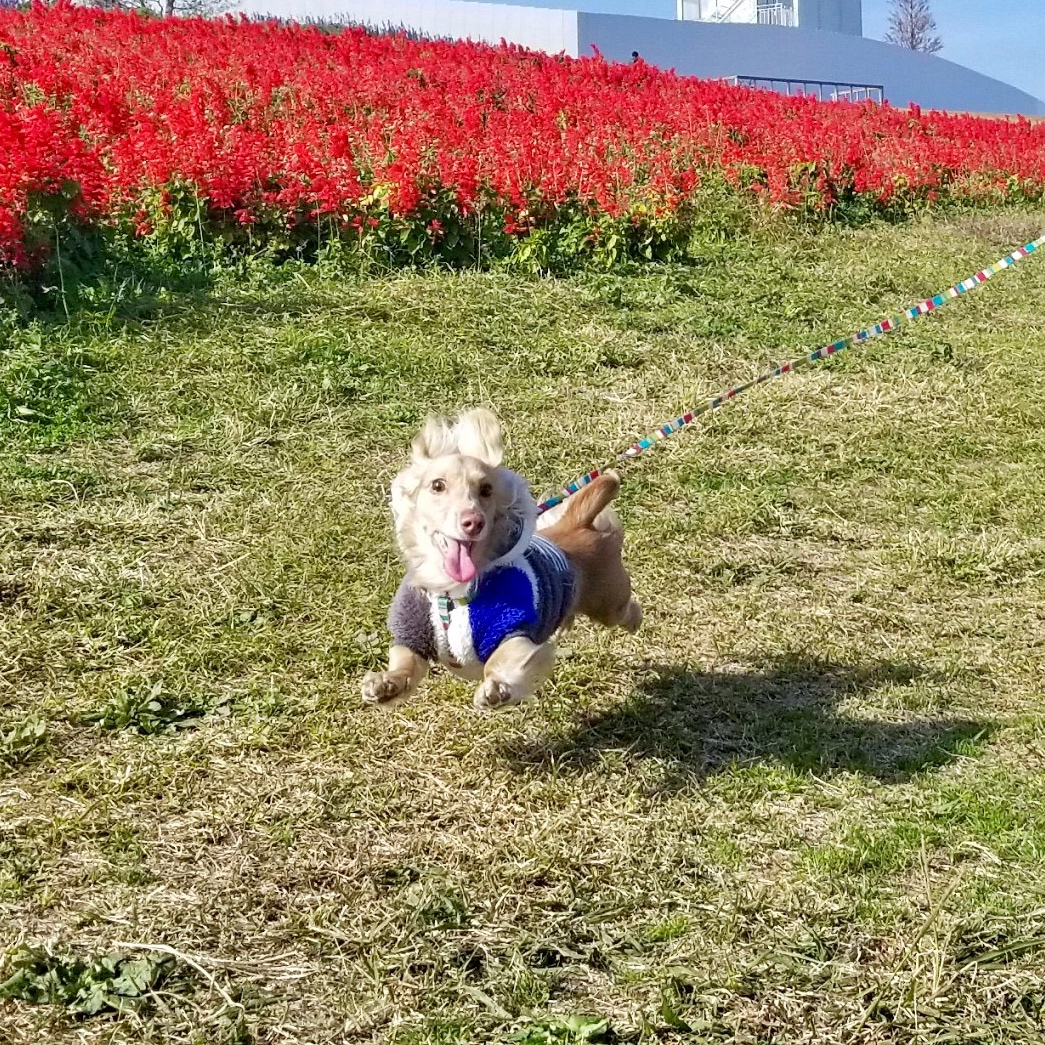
<box><xmin>479</xmin><ymin>482</ymin><xmax>493</xmax><ymax>498</ymax></box>
<box><xmin>430</xmin><ymin>479</ymin><xmax>446</xmax><ymax>493</ymax></box>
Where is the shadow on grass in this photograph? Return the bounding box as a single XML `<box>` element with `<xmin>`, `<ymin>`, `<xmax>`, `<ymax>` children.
<box><xmin>504</xmin><ymin>656</ymin><xmax>993</xmax><ymax>784</ymax></box>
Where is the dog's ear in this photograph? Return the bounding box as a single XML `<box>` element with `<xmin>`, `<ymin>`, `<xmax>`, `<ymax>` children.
<box><xmin>454</xmin><ymin>408</ymin><xmax>504</xmax><ymax>467</ymax></box>
<box><xmin>411</xmin><ymin>414</ymin><xmax>455</xmax><ymax>462</ymax></box>
<box><xmin>389</xmin><ymin>465</ymin><xmax>419</xmax><ymax>524</ymax></box>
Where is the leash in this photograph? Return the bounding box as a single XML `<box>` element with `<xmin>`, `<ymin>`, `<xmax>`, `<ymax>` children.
<box><xmin>536</xmin><ymin>234</ymin><xmax>1045</xmax><ymax>516</ymax></box>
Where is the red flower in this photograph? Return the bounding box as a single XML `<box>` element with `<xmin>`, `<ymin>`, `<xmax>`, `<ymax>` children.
<box><xmin>0</xmin><ymin>1</ymin><xmax>1040</xmax><ymax>270</ymax></box>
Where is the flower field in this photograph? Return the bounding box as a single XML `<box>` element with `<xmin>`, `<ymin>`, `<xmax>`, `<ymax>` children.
<box><xmin>2</xmin><ymin>1</ymin><xmax>1045</xmax><ymax>274</ymax></box>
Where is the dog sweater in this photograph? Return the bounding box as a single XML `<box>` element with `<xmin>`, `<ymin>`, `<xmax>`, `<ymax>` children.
<box><xmin>388</xmin><ymin>535</ymin><xmax>575</xmax><ymax>670</ymax></box>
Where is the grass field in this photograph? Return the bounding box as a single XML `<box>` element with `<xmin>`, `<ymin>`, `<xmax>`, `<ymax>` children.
<box><xmin>2</xmin><ymin>209</ymin><xmax>1045</xmax><ymax>1044</ymax></box>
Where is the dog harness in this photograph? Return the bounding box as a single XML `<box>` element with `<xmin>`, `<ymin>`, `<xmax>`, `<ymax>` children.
<box><xmin>388</xmin><ymin>535</ymin><xmax>575</xmax><ymax>671</ymax></box>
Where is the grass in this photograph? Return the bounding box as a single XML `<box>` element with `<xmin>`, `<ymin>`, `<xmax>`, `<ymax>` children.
<box><xmin>2</xmin><ymin>208</ymin><xmax>1045</xmax><ymax>1043</ymax></box>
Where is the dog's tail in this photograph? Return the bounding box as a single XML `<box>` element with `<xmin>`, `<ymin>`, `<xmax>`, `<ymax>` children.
<box><xmin>552</xmin><ymin>471</ymin><xmax>621</xmax><ymax>531</ymax></box>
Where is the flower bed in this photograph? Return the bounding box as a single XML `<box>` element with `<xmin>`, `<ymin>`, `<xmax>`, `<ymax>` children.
<box><xmin>2</xmin><ymin>2</ymin><xmax>1044</xmax><ymax>273</ymax></box>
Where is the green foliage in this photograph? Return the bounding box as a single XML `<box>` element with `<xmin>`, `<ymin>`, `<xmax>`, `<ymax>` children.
<box><xmin>643</xmin><ymin>914</ymin><xmax>691</xmax><ymax>943</ymax></box>
<box><xmin>85</xmin><ymin>680</ymin><xmax>213</xmax><ymax>735</ymax></box>
<box><xmin>0</xmin><ymin>327</ymin><xmax>109</xmax><ymax>445</ymax></box>
<box><xmin>22</xmin><ymin>184</ymin><xmax>112</xmax><ymax>315</ymax></box>
<box><xmin>131</xmin><ymin>182</ymin><xmax>215</xmax><ymax>263</ymax></box>
<box><xmin>0</xmin><ymin>716</ymin><xmax>46</xmax><ymax>770</ymax></box>
<box><xmin>0</xmin><ymin>946</ymin><xmax>173</xmax><ymax>1016</ymax></box>
<box><xmin>512</xmin><ymin>1016</ymin><xmax>614</xmax><ymax>1044</ymax></box>
<box><xmin>12</xmin><ymin>155</ymin><xmax>1033</xmax><ymax>324</ymax></box>
<box><xmin>400</xmin><ymin>876</ymin><xmax>471</xmax><ymax>930</ymax></box>
<box><xmin>1</xmin><ymin>172</ymin><xmax>762</xmax><ymax>317</ymax></box>
<box><xmin>392</xmin><ymin>1019</ymin><xmax>475</xmax><ymax>1044</ymax></box>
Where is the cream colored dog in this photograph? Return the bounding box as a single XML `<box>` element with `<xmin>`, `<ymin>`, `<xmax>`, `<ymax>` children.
<box><xmin>361</xmin><ymin>409</ymin><xmax>641</xmax><ymax>710</ymax></box>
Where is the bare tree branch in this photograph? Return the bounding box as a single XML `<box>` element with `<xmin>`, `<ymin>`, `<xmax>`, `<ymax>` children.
<box><xmin>884</xmin><ymin>0</ymin><xmax>943</xmax><ymax>54</ymax></box>
<box><xmin>79</xmin><ymin>0</ymin><xmax>233</xmax><ymax>17</ymax></box>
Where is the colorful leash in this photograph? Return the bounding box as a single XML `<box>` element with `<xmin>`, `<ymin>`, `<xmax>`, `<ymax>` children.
<box><xmin>536</xmin><ymin>233</ymin><xmax>1045</xmax><ymax>515</ymax></box>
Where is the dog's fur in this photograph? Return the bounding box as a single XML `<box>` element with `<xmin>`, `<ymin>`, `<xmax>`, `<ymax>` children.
<box><xmin>361</xmin><ymin>409</ymin><xmax>641</xmax><ymax>710</ymax></box>
<box><xmin>386</xmin><ymin>409</ymin><xmax>534</xmax><ymax>599</ymax></box>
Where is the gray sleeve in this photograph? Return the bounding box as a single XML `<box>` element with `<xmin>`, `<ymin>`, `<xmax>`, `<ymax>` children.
<box><xmin>388</xmin><ymin>581</ymin><xmax>436</xmax><ymax>661</ymax></box>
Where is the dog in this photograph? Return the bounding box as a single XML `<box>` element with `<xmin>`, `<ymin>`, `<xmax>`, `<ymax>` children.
<box><xmin>361</xmin><ymin>408</ymin><xmax>642</xmax><ymax>711</ymax></box>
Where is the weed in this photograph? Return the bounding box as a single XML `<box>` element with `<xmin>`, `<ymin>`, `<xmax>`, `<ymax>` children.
<box><xmin>0</xmin><ymin>716</ymin><xmax>46</xmax><ymax>771</ymax></box>
<box><xmin>512</xmin><ymin>1015</ymin><xmax>614</xmax><ymax>1044</ymax></box>
<box><xmin>84</xmin><ymin>680</ymin><xmax>211</xmax><ymax>735</ymax></box>
<box><xmin>0</xmin><ymin>328</ymin><xmax>112</xmax><ymax>446</ymax></box>
<box><xmin>0</xmin><ymin>946</ymin><xmax>173</xmax><ymax>1016</ymax></box>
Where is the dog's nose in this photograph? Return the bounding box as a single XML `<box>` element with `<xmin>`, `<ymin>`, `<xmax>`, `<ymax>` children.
<box><xmin>460</xmin><ymin>511</ymin><xmax>485</xmax><ymax>538</ymax></box>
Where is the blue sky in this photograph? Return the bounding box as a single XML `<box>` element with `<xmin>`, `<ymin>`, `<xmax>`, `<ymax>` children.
<box><xmin>479</xmin><ymin>0</ymin><xmax>1045</xmax><ymax>102</ymax></box>
<box><xmin>863</xmin><ymin>0</ymin><xmax>1045</xmax><ymax>102</ymax></box>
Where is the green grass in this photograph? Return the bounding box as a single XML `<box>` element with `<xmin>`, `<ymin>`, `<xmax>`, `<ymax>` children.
<box><xmin>2</xmin><ymin>209</ymin><xmax>1045</xmax><ymax>1043</ymax></box>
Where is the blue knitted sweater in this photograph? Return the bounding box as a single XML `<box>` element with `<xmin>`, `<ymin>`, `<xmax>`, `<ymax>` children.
<box><xmin>389</xmin><ymin>535</ymin><xmax>575</xmax><ymax>671</ymax></box>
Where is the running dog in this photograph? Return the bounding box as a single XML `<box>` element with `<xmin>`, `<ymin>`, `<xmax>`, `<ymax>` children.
<box><xmin>361</xmin><ymin>409</ymin><xmax>641</xmax><ymax>710</ymax></box>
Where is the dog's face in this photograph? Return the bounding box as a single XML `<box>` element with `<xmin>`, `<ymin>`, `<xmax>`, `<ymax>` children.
<box><xmin>391</xmin><ymin>409</ymin><xmax>535</xmax><ymax>592</ymax></box>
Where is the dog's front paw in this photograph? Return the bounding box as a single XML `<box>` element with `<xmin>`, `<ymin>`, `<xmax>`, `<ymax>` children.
<box><xmin>473</xmin><ymin>678</ymin><xmax>528</xmax><ymax>712</ymax></box>
<box><xmin>362</xmin><ymin>671</ymin><xmax>411</xmax><ymax>707</ymax></box>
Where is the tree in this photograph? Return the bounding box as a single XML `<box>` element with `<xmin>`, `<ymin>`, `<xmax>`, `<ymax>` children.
<box><xmin>81</xmin><ymin>0</ymin><xmax>232</xmax><ymax>17</ymax></box>
<box><xmin>884</xmin><ymin>0</ymin><xmax>943</xmax><ymax>54</ymax></box>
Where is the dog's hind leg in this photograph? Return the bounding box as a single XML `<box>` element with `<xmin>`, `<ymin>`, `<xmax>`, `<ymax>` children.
<box><xmin>362</xmin><ymin>645</ymin><xmax>429</xmax><ymax>707</ymax></box>
<box><xmin>474</xmin><ymin>636</ymin><xmax>555</xmax><ymax>711</ymax></box>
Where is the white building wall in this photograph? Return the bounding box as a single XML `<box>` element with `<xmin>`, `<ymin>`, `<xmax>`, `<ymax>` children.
<box><xmin>240</xmin><ymin>0</ymin><xmax>578</xmax><ymax>55</ymax></box>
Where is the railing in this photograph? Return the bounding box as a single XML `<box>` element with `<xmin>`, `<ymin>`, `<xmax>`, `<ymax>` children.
<box><xmin>724</xmin><ymin>75</ymin><xmax>884</xmax><ymax>104</ymax></box>
<box><xmin>712</xmin><ymin>0</ymin><xmax>750</xmax><ymax>21</ymax></box>
<box><xmin>830</xmin><ymin>84</ymin><xmax>884</xmax><ymax>103</ymax></box>
<box><xmin>678</xmin><ymin>0</ymin><xmax>796</xmax><ymax>26</ymax></box>
<box><xmin>756</xmin><ymin>4</ymin><xmax>795</xmax><ymax>26</ymax></box>
<box><xmin>678</xmin><ymin>0</ymin><xmax>754</xmax><ymax>23</ymax></box>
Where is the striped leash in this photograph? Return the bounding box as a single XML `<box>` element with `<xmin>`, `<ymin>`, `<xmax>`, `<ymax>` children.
<box><xmin>536</xmin><ymin>234</ymin><xmax>1045</xmax><ymax>516</ymax></box>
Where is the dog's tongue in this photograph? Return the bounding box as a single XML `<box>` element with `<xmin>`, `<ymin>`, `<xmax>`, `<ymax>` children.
<box><xmin>444</xmin><ymin>539</ymin><xmax>477</xmax><ymax>584</ymax></box>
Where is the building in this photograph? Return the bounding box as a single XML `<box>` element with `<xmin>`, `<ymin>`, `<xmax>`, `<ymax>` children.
<box><xmin>676</xmin><ymin>0</ymin><xmax>861</xmax><ymax>36</ymax></box>
<box><xmin>233</xmin><ymin>0</ymin><xmax>1045</xmax><ymax>116</ymax></box>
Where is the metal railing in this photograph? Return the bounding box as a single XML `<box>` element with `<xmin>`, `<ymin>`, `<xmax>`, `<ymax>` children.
<box><xmin>678</xmin><ymin>0</ymin><xmax>796</xmax><ymax>26</ymax></box>
<box><xmin>712</xmin><ymin>0</ymin><xmax>749</xmax><ymax>21</ymax></box>
<box><xmin>756</xmin><ymin>4</ymin><xmax>795</xmax><ymax>26</ymax></box>
<box><xmin>724</xmin><ymin>75</ymin><xmax>884</xmax><ymax>103</ymax></box>
<box><xmin>678</xmin><ymin>0</ymin><xmax>753</xmax><ymax>23</ymax></box>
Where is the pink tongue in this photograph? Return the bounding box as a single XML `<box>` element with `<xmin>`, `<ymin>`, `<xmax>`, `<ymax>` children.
<box><xmin>444</xmin><ymin>539</ymin><xmax>477</xmax><ymax>584</ymax></box>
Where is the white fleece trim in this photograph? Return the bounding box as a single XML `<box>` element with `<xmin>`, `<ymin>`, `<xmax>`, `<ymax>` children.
<box><xmin>429</xmin><ymin>595</ymin><xmax>483</xmax><ymax>679</ymax></box>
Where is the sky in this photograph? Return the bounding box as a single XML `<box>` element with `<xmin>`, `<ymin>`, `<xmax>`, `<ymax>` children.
<box><xmin>478</xmin><ymin>0</ymin><xmax>1045</xmax><ymax>102</ymax></box>
<box><xmin>863</xmin><ymin>0</ymin><xmax>1045</xmax><ymax>103</ymax></box>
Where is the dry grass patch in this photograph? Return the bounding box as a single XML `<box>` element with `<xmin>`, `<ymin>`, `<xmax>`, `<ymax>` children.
<box><xmin>2</xmin><ymin>210</ymin><xmax>1045</xmax><ymax>1043</ymax></box>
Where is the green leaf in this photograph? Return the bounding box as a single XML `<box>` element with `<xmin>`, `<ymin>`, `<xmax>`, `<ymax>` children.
<box><xmin>112</xmin><ymin>957</ymin><xmax>164</xmax><ymax>996</ymax></box>
<box><xmin>659</xmin><ymin>992</ymin><xmax>692</xmax><ymax>1032</ymax></box>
